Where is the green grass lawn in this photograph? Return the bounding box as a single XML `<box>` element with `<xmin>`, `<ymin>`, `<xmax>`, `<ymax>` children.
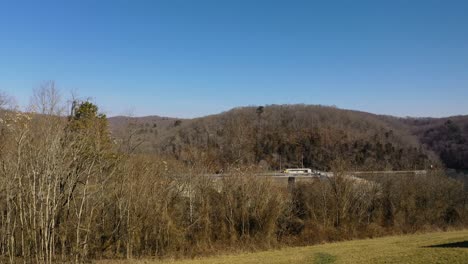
<box><xmin>98</xmin><ymin>230</ymin><xmax>468</xmax><ymax>264</ymax></box>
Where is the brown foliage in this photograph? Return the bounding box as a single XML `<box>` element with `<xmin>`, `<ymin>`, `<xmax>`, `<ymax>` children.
<box><xmin>0</xmin><ymin>91</ymin><xmax>466</xmax><ymax>263</ymax></box>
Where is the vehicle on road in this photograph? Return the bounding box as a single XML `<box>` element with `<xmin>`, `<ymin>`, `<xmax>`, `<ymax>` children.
<box><xmin>283</xmin><ymin>168</ymin><xmax>312</xmax><ymax>174</ymax></box>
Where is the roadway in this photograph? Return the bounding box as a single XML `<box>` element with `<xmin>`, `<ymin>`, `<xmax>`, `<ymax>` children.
<box><xmin>206</xmin><ymin>170</ymin><xmax>427</xmax><ymax>178</ymax></box>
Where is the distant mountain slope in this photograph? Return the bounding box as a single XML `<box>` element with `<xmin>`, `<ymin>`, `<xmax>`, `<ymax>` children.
<box><xmin>401</xmin><ymin>116</ymin><xmax>468</xmax><ymax>170</ymax></box>
<box><xmin>109</xmin><ymin>115</ymin><xmax>181</xmax><ymax>133</ymax></box>
<box><xmin>110</xmin><ymin>105</ymin><xmax>448</xmax><ymax>171</ymax></box>
<box><xmin>108</xmin><ymin>115</ymin><xmax>186</xmax><ymax>150</ymax></box>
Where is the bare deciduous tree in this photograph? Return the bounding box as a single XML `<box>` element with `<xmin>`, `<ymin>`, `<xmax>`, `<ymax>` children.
<box><xmin>29</xmin><ymin>81</ymin><xmax>64</xmax><ymax>115</ymax></box>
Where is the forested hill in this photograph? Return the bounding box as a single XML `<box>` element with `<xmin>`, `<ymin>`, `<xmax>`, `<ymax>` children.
<box><xmin>401</xmin><ymin>116</ymin><xmax>468</xmax><ymax>170</ymax></box>
<box><xmin>108</xmin><ymin>105</ymin><xmax>468</xmax><ymax>171</ymax></box>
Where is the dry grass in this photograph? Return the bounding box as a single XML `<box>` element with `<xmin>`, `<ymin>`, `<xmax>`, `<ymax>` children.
<box><xmin>96</xmin><ymin>230</ymin><xmax>468</xmax><ymax>264</ymax></box>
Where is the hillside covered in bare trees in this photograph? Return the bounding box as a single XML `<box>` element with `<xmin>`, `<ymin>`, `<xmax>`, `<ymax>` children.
<box><xmin>109</xmin><ymin>105</ymin><xmax>468</xmax><ymax>172</ymax></box>
<box><xmin>402</xmin><ymin>116</ymin><xmax>468</xmax><ymax>170</ymax></box>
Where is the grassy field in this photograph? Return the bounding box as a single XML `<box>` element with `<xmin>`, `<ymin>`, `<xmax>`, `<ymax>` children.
<box><xmin>97</xmin><ymin>230</ymin><xmax>468</xmax><ymax>264</ymax></box>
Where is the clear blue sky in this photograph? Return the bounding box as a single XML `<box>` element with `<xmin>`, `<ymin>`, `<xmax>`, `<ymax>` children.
<box><xmin>1</xmin><ymin>0</ymin><xmax>467</xmax><ymax>118</ymax></box>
